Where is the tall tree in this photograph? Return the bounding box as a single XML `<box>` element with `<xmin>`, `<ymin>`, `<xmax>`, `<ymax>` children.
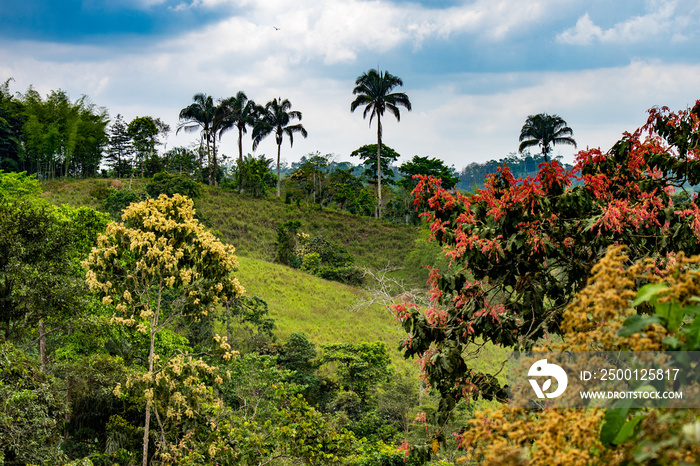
<box><xmin>84</xmin><ymin>194</ymin><xmax>244</xmax><ymax>466</ymax></box>
<box><xmin>398</xmin><ymin>155</ymin><xmax>459</xmax><ymax>191</ymax></box>
<box><xmin>105</xmin><ymin>114</ymin><xmax>133</xmax><ymax>177</ymax></box>
<box><xmin>252</xmin><ymin>98</ymin><xmax>308</xmax><ymax>198</ymax></box>
<box><xmin>518</xmin><ymin>113</ymin><xmax>577</xmax><ymax>162</ymax></box>
<box><xmin>19</xmin><ymin>88</ymin><xmax>108</xmax><ymax>178</ymax></box>
<box><xmin>219</xmin><ymin>91</ymin><xmax>259</xmax><ymax>162</ymax></box>
<box><xmin>177</xmin><ymin>93</ymin><xmax>226</xmax><ymax>185</ymax></box>
<box><xmin>350</xmin><ymin>68</ymin><xmax>411</xmax><ymax>218</ymax></box>
<box><xmin>0</xmin><ymin>78</ymin><xmax>24</xmax><ymax>172</ymax></box>
<box><xmin>128</xmin><ymin>116</ymin><xmax>160</xmax><ymax>177</ymax></box>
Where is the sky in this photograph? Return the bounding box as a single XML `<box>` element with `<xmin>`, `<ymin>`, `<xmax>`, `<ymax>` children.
<box><xmin>2</xmin><ymin>0</ymin><xmax>700</xmax><ymax>170</ymax></box>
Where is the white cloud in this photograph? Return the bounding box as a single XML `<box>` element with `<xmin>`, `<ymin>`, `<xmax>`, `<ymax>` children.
<box><xmin>557</xmin><ymin>0</ymin><xmax>697</xmax><ymax>45</ymax></box>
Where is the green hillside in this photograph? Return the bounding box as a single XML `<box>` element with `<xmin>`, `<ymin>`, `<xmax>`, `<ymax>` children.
<box><xmin>40</xmin><ymin>178</ymin><xmax>422</xmax><ymax>275</ymax></box>
<box><xmin>236</xmin><ymin>256</ymin><xmax>409</xmax><ymax>358</ymax></box>
<box><xmin>39</xmin><ymin>178</ymin><xmax>428</xmax><ymax>357</ymax></box>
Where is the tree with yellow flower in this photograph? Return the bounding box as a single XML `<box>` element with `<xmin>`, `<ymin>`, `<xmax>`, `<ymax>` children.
<box><xmin>84</xmin><ymin>194</ymin><xmax>244</xmax><ymax>466</ymax></box>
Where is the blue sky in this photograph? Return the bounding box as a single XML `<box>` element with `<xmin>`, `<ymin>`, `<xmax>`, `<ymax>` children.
<box><xmin>2</xmin><ymin>0</ymin><xmax>700</xmax><ymax>168</ymax></box>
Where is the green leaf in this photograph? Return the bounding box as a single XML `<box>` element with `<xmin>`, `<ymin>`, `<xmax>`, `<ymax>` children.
<box><xmin>612</xmin><ymin>413</ymin><xmax>646</xmax><ymax>445</ymax></box>
<box><xmin>631</xmin><ymin>283</ymin><xmax>668</xmax><ymax>307</ymax></box>
<box><xmin>600</xmin><ymin>399</ymin><xmax>633</xmax><ymax>446</ymax></box>
<box><xmin>618</xmin><ymin>315</ymin><xmax>662</xmax><ymax>337</ymax></box>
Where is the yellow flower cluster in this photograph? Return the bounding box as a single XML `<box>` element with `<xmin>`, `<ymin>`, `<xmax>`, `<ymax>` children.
<box><xmin>459</xmin><ymin>407</ymin><xmax>606</xmax><ymax>465</ymax></box>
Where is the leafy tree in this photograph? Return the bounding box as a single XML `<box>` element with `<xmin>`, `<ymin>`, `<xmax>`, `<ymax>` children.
<box><xmin>19</xmin><ymin>88</ymin><xmax>108</xmax><ymax>178</ymax></box>
<box><xmin>145</xmin><ymin>171</ymin><xmax>201</xmax><ymax>199</ymax></box>
<box><xmin>350</xmin><ymin>143</ymin><xmax>400</xmax><ymax>189</ymax></box>
<box><xmin>0</xmin><ymin>342</ymin><xmax>66</xmax><ymax>465</ymax></box>
<box><xmin>321</xmin><ymin>342</ymin><xmax>392</xmax><ymax>403</ymax></box>
<box><xmin>287</xmin><ymin>152</ymin><xmax>332</xmax><ymax>207</ymax></box>
<box><xmin>518</xmin><ymin>113</ymin><xmax>577</xmax><ymax>162</ymax></box>
<box><xmin>177</xmin><ymin>93</ymin><xmax>226</xmax><ymax>185</ymax></box>
<box><xmin>252</xmin><ymin>97</ymin><xmax>308</xmax><ymax>198</ymax></box>
<box><xmin>277</xmin><ymin>332</ymin><xmax>321</xmax><ymax>401</ymax></box>
<box><xmin>327</xmin><ymin>168</ymin><xmax>375</xmax><ymax>216</ymax></box>
<box><xmin>275</xmin><ymin>219</ymin><xmax>303</xmax><ymax>266</ymax></box>
<box><xmin>105</xmin><ymin>114</ymin><xmax>134</xmax><ymax>177</ymax></box>
<box><xmin>219</xmin><ymin>91</ymin><xmax>259</xmax><ymax>162</ymax></box>
<box><xmin>351</xmin><ymin>69</ymin><xmax>412</xmax><ymax>217</ymax></box>
<box><xmin>161</xmin><ymin>146</ymin><xmax>200</xmax><ymax>177</ymax></box>
<box><xmin>0</xmin><ymin>196</ymin><xmax>108</xmax><ymax>371</ymax></box>
<box><xmin>227</xmin><ymin>154</ymin><xmax>276</xmax><ymax>198</ymax></box>
<box><xmin>84</xmin><ymin>194</ymin><xmax>245</xmax><ymax>465</ymax></box>
<box><xmin>398</xmin><ymin>155</ymin><xmax>458</xmax><ymax>191</ymax></box>
<box><xmin>394</xmin><ymin>101</ymin><xmax>700</xmax><ymax>417</ymax></box>
<box><xmin>0</xmin><ymin>78</ymin><xmax>24</xmax><ymax>172</ymax></box>
<box><xmin>127</xmin><ymin>116</ymin><xmax>162</xmax><ymax>177</ymax></box>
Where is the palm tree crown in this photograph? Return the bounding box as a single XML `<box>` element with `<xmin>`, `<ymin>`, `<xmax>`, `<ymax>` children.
<box><xmin>518</xmin><ymin>113</ymin><xmax>577</xmax><ymax>162</ymax></box>
<box><xmin>219</xmin><ymin>91</ymin><xmax>259</xmax><ymax>162</ymax></box>
<box><xmin>350</xmin><ymin>68</ymin><xmax>411</xmax><ymax>217</ymax></box>
<box><xmin>177</xmin><ymin>93</ymin><xmax>226</xmax><ymax>185</ymax></box>
<box><xmin>252</xmin><ymin>97</ymin><xmax>307</xmax><ymax>197</ymax></box>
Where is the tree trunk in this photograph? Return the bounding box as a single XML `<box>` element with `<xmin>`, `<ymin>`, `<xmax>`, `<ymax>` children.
<box><xmin>212</xmin><ymin>135</ymin><xmax>218</xmax><ymax>187</ymax></box>
<box><xmin>142</xmin><ymin>320</ymin><xmax>157</xmax><ymax>466</ymax></box>
<box><xmin>276</xmin><ymin>142</ymin><xmax>282</xmax><ymax>198</ymax></box>
<box><xmin>39</xmin><ymin>320</ymin><xmax>47</xmax><ymax>373</ymax></box>
<box><xmin>238</xmin><ymin>126</ymin><xmax>244</xmax><ymax>162</ymax></box>
<box><xmin>376</xmin><ymin>115</ymin><xmax>383</xmax><ymax>218</ymax></box>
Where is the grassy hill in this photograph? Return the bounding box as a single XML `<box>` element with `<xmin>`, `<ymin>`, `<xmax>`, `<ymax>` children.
<box><xmin>236</xmin><ymin>256</ymin><xmax>409</xmax><ymax>358</ymax></box>
<box><xmin>39</xmin><ymin>178</ymin><xmax>429</xmax><ymax>361</ymax></box>
<box><xmin>40</xmin><ymin>179</ymin><xmax>422</xmax><ymax>275</ymax></box>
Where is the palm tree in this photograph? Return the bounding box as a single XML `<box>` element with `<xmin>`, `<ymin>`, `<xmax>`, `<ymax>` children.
<box><xmin>351</xmin><ymin>68</ymin><xmax>411</xmax><ymax>218</ymax></box>
<box><xmin>518</xmin><ymin>113</ymin><xmax>577</xmax><ymax>162</ymax></box>
<box><xmin>252</xmin><ymin>98</ymin><xmax>308</xmax><ymax>198</ymax></box>
<box><xmin>219</xmin><ymin>91</ymin><xmax>259</xmax><ymax>162</ymax></box>
<box><xmin>177</xmin><ymin>93</ymin><xmax>226</xmax><ymax>185</ymax></box>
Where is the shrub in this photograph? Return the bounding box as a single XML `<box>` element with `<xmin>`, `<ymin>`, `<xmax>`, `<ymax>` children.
<box><xmin>102</xmin><ymin>188</ymin><xmax>143</xmax><ymax>219</ymax></box>
<box><xmin>145</xmin><ymin>171</ymin><xmax>201</xmax><ymax>199</ymax></box>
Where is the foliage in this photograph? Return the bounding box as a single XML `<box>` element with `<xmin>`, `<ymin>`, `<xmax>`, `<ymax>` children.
<box><xmin>393</xmin><ymin>102</ymin><xmax>700</xmax><ymax>413</ymax></box>
<box><xmin>160</xmin><ymin>146</ymin><xmax>200</xmax><ymax>177</ymax></box>
<box><xmin>252</xmin><ymin>97</ymin><xmax>308</xmax><ymax>197</ymax></box>
<box><xmin>145</xmin><ymin>171</ymin><xmax>201</xmax><ymax>199</ymax></box>
<box><xmin>321</xmin><ymin>342</ymin><xmax>392</xmax><ymax>402</ymax></box>
<box><xmin>277</xmin><ymin>332</ymin><xmax>322</xmax><ymax>402</ymax></box>
<box><xmin>518</xmin><ymin>113</ymin><xmax>577</xmax><ymax>162</ymax></box>
<box><xmin>350</xmin><ymin>144</ymin><xmax>401</xmax><ymax>187</ymax></box>
<box><xmin>457</xmin><ymin>246</ymin><xmax>700</xmax><ymax>465</ymax></box>
<box><xmin>84</xmin><ymin>194</ymin><xmax>244</xmax><ymax>464</ymax></box>
<box><xmin>105</xmin><ymin>114</ymin><xmax>134</xmax><ymax>178</ymax></box>
<box><xmin>102</xmin><ymin>187</ymin><xmax>145</xmax><ymax>220</ymax></box>
<box><xmin>218</xmin><ymin>91</ymin><xmax>259</xmax><ymax>162</ymax></box>
<box><xmin>457</xmin><ymin>152</ymin><xmax>567</xmax><ymax>192</ymax></box>
<box><xmin>177</xmin><ymin>93</ymin><xmax>227</xmax><ymax>186</ymax></box>
<box><xmin>0</xmin><ymin>342</ymin><xmax>66</xmax><ymax>465</ymax></box>
<box><xmin>351</xmin><ymin>68</ymin><xmax>412</xmax><ymax>217</ymax></box>
<box><xmin>0</xmin><ymin>197</ymin><xmax>106</xmax><ymax>352</ymax></box>
<box><xmin>19</xmin><ymin>87</ymin><xmax>109</xmax><ymax>178</ymax></box>
<box><xmin>127</xmin><ymin>116</ymin><xmax>165</xmax><ymax>177</ymax></box>
<box><xmin>0</xmin><ymin>79</ymin><xmax>24</xmax><ymax>172</ymax></box>
<box><xmin>276</xmin><ymin>223</ymin><xmax>364</xmax><ymax>285</ymax></box>
<box><xmin>398</xmin><ymin>155</ymin><xmax>458</xmax><ymax>191</ymax></box>
<box><xmin>0</xmin><ymin>170</ymin><xmax>42</xmax><ymax>198</ymax></box>
<box><xmin>225</xmin><ymin>154</ymin><xmax>276</xmax><ymax>197</ymax></box>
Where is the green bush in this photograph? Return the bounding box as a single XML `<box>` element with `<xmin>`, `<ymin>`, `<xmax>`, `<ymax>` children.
<box><xmin>145</xmin><ymin>172</ymin><xmax>201</xmax><ymax>199</ymax></box>
<box><xmin>0</xmin><ymin>170</ymin><xmax>42</xmax><ymax>199</ymax></box>
<box><xmin>103</xmin><ymin>188</ymin><xmax>144</xmax><ymax>220</ymax></box>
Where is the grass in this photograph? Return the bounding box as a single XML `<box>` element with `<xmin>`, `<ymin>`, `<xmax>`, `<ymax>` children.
<box><xmin>236</xmin><ymin>255</ymin><xmax>414</xmax><ymax>367</ymax></box>
<box><xmin>40</xmin><ymin>179</ymin><xmax>422</xmax><ymax>282</ymax></box>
